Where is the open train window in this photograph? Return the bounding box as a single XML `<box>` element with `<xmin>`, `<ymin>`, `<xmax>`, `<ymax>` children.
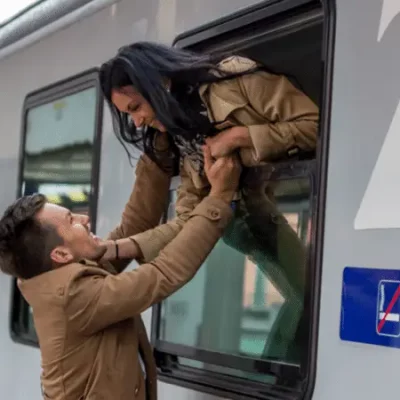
<box><xmin>151</xmin><ymin>0</ymin><xmax>335</xmax><ymax>399</ymax></box>
<box><xmin>10</xmin><ymin>69</ymin><xmax>103</xmax><ymax>346</ymax></box>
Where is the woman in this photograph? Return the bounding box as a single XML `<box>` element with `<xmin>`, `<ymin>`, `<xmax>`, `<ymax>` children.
<box><xmin>99</xmin><ymin>41</ymin><xmax>319</xmax><ymax>361</ymax></box>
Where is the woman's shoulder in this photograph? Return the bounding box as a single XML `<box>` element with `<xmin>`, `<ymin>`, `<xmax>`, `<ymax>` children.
<box><xmin>217</xmin><ymin>55</ymin><xmax>258</xmax><ymax>73</ymax></box>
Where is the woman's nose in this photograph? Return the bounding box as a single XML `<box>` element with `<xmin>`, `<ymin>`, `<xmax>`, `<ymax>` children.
<box><xmin>131</xmin><ymin>114</ymin><xmax>144</xmax><ymax>128</ymax></box>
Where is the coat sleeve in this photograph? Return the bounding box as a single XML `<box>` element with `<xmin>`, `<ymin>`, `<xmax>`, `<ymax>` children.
<box><xmin>129</xmin><ymin>163</ymin><xmax>210</xmax><ymax>262</ymax></box>
<box><xmin>64</xmin><ymin>196</ymin><xmax>233</xmax><ymax>336</ymax></box>
<box><xmin>236</xmin><ymin>70</ymin><xmax>319</xmax><ymax>165</ymax></box>
<box><xmin>105</xmin><ymin>153</ymin><xmax>171</xmax><ymax>273</ymax></box>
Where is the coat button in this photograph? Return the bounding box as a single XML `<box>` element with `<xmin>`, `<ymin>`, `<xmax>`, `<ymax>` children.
<box><xmin>209</xmin><ymin>209</ymin><xmax>220</xmax><ymax>219</ymax></box>
<box><xmin>134</xmin><ymin>387</ymin><xmax>139</xmax><ymax>396</ymax></box>
<box><xmin>56</xmin><ymin>286</ymin><xmax>64</xmax><ymax>296</ymax></box>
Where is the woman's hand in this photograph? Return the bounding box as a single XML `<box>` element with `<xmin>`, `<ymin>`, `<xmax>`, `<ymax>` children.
<box><xmin>98</xmin><ymin>240</ymin><xmax>118</xmax><ymax>261</ymax></box>
<box><xmin>205</xmin><ymin>126</ymin><xmax>252</xmax><ymax>158</ymax></box>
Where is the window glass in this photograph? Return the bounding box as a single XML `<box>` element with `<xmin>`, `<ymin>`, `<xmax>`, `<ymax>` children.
<box><xmin>158</xmin><ymin>175</ymin><xmax>311</xmax><ymax>371</ymax></box>
<box><xmin>16</xmin><ymin>86</ymin><xmax>98</xmax><ymax>341</ymax></box>
<box><xmin>22</xmin><ymin>87</ymin><xmax>97</xmax><ymax>208</ymax></box>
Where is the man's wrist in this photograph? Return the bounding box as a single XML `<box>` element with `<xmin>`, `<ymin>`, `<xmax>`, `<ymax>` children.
<box><xmin>209</xmin><ymin>190</ymin><xmax>235</xmax><ymax>204</ymax></box>
<box><xmin>233</xmin><ymin>126</ymin><xmax>252</xmax><ymax>148</ymax></box>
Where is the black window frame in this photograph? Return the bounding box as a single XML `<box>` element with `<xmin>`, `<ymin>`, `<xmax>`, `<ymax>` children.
<box><xmin>9</xmin><ymin>68</ymin><xmax>104</xmax><ymax>348</ymax></box>
<box><xmin>151</xmin><ymin>0</ymin><xmax>336</xmax><ymax>399</ymax></box>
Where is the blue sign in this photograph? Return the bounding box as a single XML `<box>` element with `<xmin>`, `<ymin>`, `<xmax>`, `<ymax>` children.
<box><xmin>340</xmin><ymin>266</ymin><xmax>400</xmax><ymax>348</ymax></box>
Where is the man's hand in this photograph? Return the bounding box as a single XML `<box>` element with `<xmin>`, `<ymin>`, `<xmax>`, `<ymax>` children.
<box><xmin>203</xmin><ymin>145</ymin><xmax>241</xmax><ymax>203</ymax></box>
<box><xmin>205</xmin><ymin>126</ymin><xmax>252</xmax><ymax>158</ymax></box>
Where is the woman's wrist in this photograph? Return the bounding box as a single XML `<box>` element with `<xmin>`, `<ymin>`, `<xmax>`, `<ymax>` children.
<box><xmin>99</xmin><ymin>240</ymin><xmax>118</xmax><ymax>261</ymax></box>
<box><xmin>232</xmin><ymin>126</ymin><xmax>252</xmax><ymax>148</ymax></box>
<box><xmin>100</xmin><ymin>238</ymin><xmax>139</xmax><ymax>261</ymax></box>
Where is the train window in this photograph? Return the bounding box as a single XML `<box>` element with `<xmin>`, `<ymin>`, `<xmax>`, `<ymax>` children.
<box><xmin>152</xmin><ymin>0</ymin><xmax>335</xmax><ymax>399</ymax></box>
<box><xmin>10</xmin><ymin>69</ymin><xmax>103</xmax><ymax>346</ymax></box>
<box><xmin>160</xmin><ymin>174</ymin><xmax>312</xmax><ymax>364</ymax></box>
<box><xmin>154</xmin><ymin>163</ymin><xmax>314</xmax><ymax>393</ymax></box>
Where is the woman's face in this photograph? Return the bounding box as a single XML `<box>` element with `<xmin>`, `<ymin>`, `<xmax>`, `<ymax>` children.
<box><xmin>111</xmin><ymin>86</ymin><xmax>166</xmax><ymax>132</ymax></box>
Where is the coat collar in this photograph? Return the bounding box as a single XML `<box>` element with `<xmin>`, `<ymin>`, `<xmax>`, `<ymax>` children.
<box><xmin>198</xmin><ymin>81</ymin><xmax>248</xmax><ymax>124</ymax></box>
<box><xmin>18</xmin><ymin>259</ymin><xmax>111</xmax><ymax>291</ymax></box>
<box><xmin>198</xmin><ymin>55</ymin><xmax>257</xmax><ymax>123</ymax></box>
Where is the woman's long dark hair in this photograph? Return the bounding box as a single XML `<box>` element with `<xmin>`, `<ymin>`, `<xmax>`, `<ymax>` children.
<box><xmin>99</xmin><ymin>41</ymin><xmax>261</xmax><ymax>168</ymax></box>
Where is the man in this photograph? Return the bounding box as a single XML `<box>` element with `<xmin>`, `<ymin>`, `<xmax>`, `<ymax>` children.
<box><xmin>0</xmin><ymin>146</ymin><xmax>240</xmax><ymax>400</ymax></box>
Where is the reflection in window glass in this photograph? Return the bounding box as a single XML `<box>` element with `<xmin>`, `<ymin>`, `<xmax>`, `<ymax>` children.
<box><xmin>179</xmin><ymin>357</ymin><xmax>276</xmax><ymax>385</ymax></box>
<box><xmin>22</xmin><ymin>87</ymin><xmax>96</xmax><ymax>212</ymax></box>
<box><xmin>159</xmin><ymin>176</ymin><xmax>311</xmax><ymax>379</ymax></box>
<box><xmin>20</xmin><ymin>87</ymin><xmax>98</xmax><ymax>340</ymax></box>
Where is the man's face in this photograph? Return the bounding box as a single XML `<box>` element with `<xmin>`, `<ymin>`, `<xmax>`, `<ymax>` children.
<box><xmin>36</xmin><ymin>203</ymin><xmax>106</xmax><ymax>265</ymax></box>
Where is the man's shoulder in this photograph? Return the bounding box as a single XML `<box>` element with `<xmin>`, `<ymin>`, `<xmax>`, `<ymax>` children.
<box><xmin>36</xmin><ymin>261</ymin><xmax>109</xmax><ymax>289</ymax></box>
<box><xmin>64</xmin><ymin>261</ymin><xmax>110</xmax><ymax>283</ymax></box>
<box><xmin>50</xmin><ymin>262</ymin><xmax>113</xmax><ymax>306</ymax></box>
<box><xmin>17</xmin><ymin>262</ymin><xmax>107</xmax><ymax>307</ymax></box>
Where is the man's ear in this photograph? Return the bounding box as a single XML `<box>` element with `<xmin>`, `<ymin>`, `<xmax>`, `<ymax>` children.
<box><xmin>50</xmin><ymin>246</ymin><xmax>74</xmax><ymax>265</ymax></box>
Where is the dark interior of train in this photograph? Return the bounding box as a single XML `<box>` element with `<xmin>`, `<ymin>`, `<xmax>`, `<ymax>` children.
<box><xmin>185</xmin><ymin>4</ymin><xmax>324</xmax><ymax>108</ymax></box>
<box><xmin>244</xmin><ymin>21</ymin><xmax>323</xmax><ymax>107</ymax></box>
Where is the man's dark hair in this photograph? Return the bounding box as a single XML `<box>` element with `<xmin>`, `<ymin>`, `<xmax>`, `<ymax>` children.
<box><xmin>0</xmin><ymin>194</ymin><xmax>63</xmax><ymax>279</ymax></box>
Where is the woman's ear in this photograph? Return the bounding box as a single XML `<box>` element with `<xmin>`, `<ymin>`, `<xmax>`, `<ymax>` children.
<box><xmin>50</xmin><ymin>246</ymin><xmax>74</xmax><ymax>265</ymax></box>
